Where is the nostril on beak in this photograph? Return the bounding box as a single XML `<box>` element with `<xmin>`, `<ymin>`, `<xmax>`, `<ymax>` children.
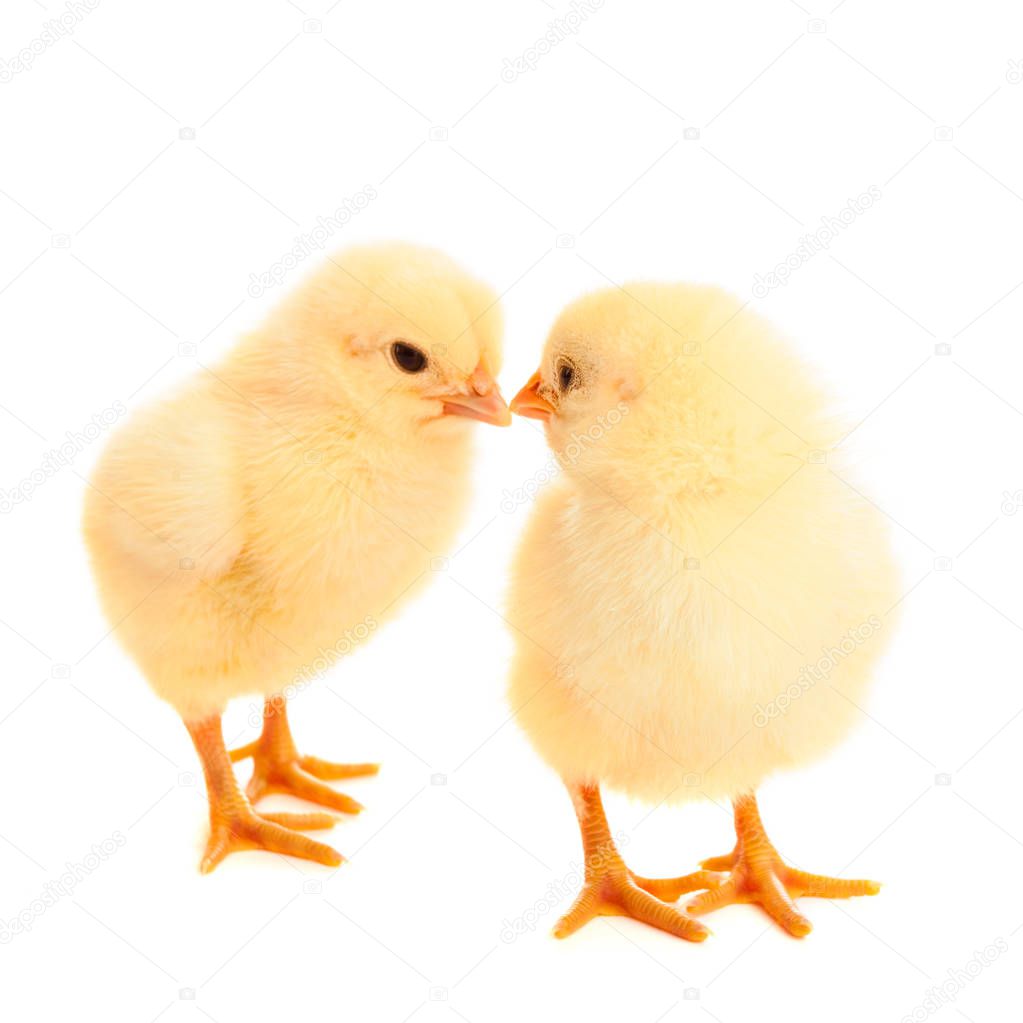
<box><xmin>470</xmin><ymin>366</ymin><xmax>492</xmax><ymax>396</ymax></box>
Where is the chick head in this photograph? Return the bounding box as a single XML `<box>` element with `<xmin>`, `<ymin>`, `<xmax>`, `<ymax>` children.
<box><xmin>511</xmin><ymin>283</ymin><xmax>833</xmax><ymax>495</ymax></box>
<box><xmin>266</xmin><ymin>242</ymin><xmax>509</xmax><ymax>428</ymax></box>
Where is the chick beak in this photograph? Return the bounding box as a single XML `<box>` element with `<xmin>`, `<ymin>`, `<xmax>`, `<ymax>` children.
<box><xmin>441</xmin><ymin>364</ymin><xmax>512</xmax><ymax>427</ymax></box>
<box><xmin>510</xmin><ymin>370</ymin><xmax>554</xmax><ymax>422</ymax></box>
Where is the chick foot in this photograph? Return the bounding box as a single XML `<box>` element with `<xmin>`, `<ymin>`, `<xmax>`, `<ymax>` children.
<box><xmin>687</xmin><ymin>792</ymin><xmax>880</xmax><ymax>937</ymax></box>
<box><xmin>230</xmin><ymin>696</ymin><xmax>378</xmax><ymax>815</ymax></box>
<box><xmin>185</xmin><ymin>715</ymin><xmax>342</xmax><ymax>873</ymax></box>
<box><xmin>555</xmin><ymin>783</ymin><xmax>715</xmax><ymax>942</ymax></box>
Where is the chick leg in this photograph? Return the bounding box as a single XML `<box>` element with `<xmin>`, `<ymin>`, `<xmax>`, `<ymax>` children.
<box><xmin>554</xmin><ymin>783</ymin><xmax>717</xmax><ymax>941</ymax></box>
<box><xmin>230</xmin><ymin>696</ymin><xmax>378</xmax><ymax>815</ymax></box>
<box><xmin>185</xmin><ymin>715</ymin><xmax>342</xmax><ymax>873</ymax></box>
<box><xmin>686</xmin><ymin>792</ymin><xmax>880</xmax><ymax>937</ymax></box>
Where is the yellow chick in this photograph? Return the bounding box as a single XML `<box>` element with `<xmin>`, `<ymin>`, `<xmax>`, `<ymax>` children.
<box><xmin>84</xmin><ymin>243</ymin><xmax>509</xmax><ymax>872</ymax></box>
<box><xmin>506</xmin><ymin>283</ymin><xmax>897</xmax><ymax>940</ymax></box>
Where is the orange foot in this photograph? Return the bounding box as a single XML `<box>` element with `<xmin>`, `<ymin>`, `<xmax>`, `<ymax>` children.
<box><xmin>185</xmin><ymin>715</ymin><xmax>342</xmax><ymax>873</ymax></box>
<box><xmin>231</xmin><ymin>696</ymin><xmax>379</xmax><ymax>815</ymax></box>
<box><xmin>555</xmin><ymin>784</ymin><xmax>720</xmax><ymax>942</ymax></box>
<box><xmin>687</xmin><ymin>793</ymin><xmax>880</xmax><ymax>937</ymax></box>
<box><xmin>202</xmin><ymin>807</ymin><xmax>341</xmax><ymax>874</ymax></box>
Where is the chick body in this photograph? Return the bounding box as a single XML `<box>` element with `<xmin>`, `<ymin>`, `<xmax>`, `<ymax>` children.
<box><xmin>507</xmin><ymin>284</ymin><xmax>897</xmax><ymax>805</ymax></box>
<box><xmin>85</xmin><ymin>244</ymin><xmax>502</xmax><ymax>721</ymax></box>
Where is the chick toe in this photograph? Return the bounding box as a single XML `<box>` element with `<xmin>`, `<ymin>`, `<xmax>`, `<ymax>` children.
<box><xmin>632</xmin><ymin>870</ymin><xmax>727</xmax><ymax>902</ymax></box>
<box><xmin>200</xmin><ymin>814</ymin><xmax>343</xmax><ymax>874</ymax></box>
<box><xmin>299</xmin><ymin>756</ymin><xmax>380</xmax><ymax>781</ymax></box>
<box><xmin>554</xmin><ymin>783</ymin><xmax>713</xmax><ymax>942</ymax></box>
<box><xmin>186</xmin><ymin>714</ymin><xmax>344</xmax><ymax>873</ymax></box>
<box><xmin>688</xmin><ymin>793</ymin><xmax>879</xmax><ymax>938</ymax></box>
<box><xmin>232</xmin><ymin>697</ymin><xmax>373</xmax><ymax>815</ymax></box>
<box><xmin>248</xmin><ymin>766</ymin><xmax>364</xmax><ymax>815</ymax></box>
<box><xmin>555</xmin><ymin>876</ymin><xmax>710</xmax><ymax>942</ymax></box>
<box><xmin>259</xmin><ymin>811</ymin><xmax>338</xmax><ymax>831</ymax></box>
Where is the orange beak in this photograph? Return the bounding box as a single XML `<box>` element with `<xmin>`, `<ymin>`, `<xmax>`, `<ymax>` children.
<box><xmin>510</xmin><ymin>370</ymin><xmax>554</xmax><ymax>421</ymax></box>
<box><xmin>441</xmin><ymin>363</ymin><xmax>511</xmax><ymax>427</ymax></box>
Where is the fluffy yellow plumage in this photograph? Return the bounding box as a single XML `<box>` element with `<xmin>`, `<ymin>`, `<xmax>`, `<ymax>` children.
<box><xmin>83</xmin><ymin>242</ymin><xmax>508</xmax><ymax>870</ymax></box>
<box><xmin>506</xmin><ymin>283</ymin><xmax>898</xmax><ymax>939</ymax></box>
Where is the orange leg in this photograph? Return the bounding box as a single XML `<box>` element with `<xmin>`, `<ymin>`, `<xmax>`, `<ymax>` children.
<box><xmin>229</xmin><ymin>696</ymin><xmax>378</xmax><ymax>815</ymax></box>
<box><xmin>554</xmin><ymin>783</ymin><xmax>720</xmax><ymax>942</ymax></box>
<box><xmin>685</xmin><ymin>792</ymin><xmax>880</xmax><ymax>937</ymax></box>
<box><xmin>185</xmin><ymin>715</ymin><xmax>341</xmax><ymax>873</ymax></box>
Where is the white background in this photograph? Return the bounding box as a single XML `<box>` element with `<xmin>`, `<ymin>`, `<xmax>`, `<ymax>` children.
<box><xmin>2</xmin><ymin>0</ymin><xmax>1023</xmax><ymax>1020</ymax></box>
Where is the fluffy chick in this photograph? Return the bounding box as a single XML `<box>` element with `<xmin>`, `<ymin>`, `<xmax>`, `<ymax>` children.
<box><xmin>84</xmin><ymin>243</ymin><xmax>509</xmax><ymax>872</ymax></box>
<box><xmin>506</xmin><ymin>283</ymin><xmax>897</xmax><ymax>939</ymax></box>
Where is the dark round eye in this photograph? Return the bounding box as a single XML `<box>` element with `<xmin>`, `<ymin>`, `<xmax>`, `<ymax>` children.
<box><xmin>391</xmin><ymin>341</ymin><xmax>428</xmax><ymax>374</ymax></box>
<box><xmin>558</xmin><ymin>361</ymin><xmax>575</xmax><ymax>391</ymax></box>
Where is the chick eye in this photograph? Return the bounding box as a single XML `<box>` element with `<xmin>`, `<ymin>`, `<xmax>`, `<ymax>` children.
<box><xmin>557</xmin><ymin>361</ymin><xmax>576</xmax><ymax>391</ymax></box>
<box><xmin>391</xmin><ymin>341</ymin><xmax>428</xmax><ymax>374</ymax></box>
